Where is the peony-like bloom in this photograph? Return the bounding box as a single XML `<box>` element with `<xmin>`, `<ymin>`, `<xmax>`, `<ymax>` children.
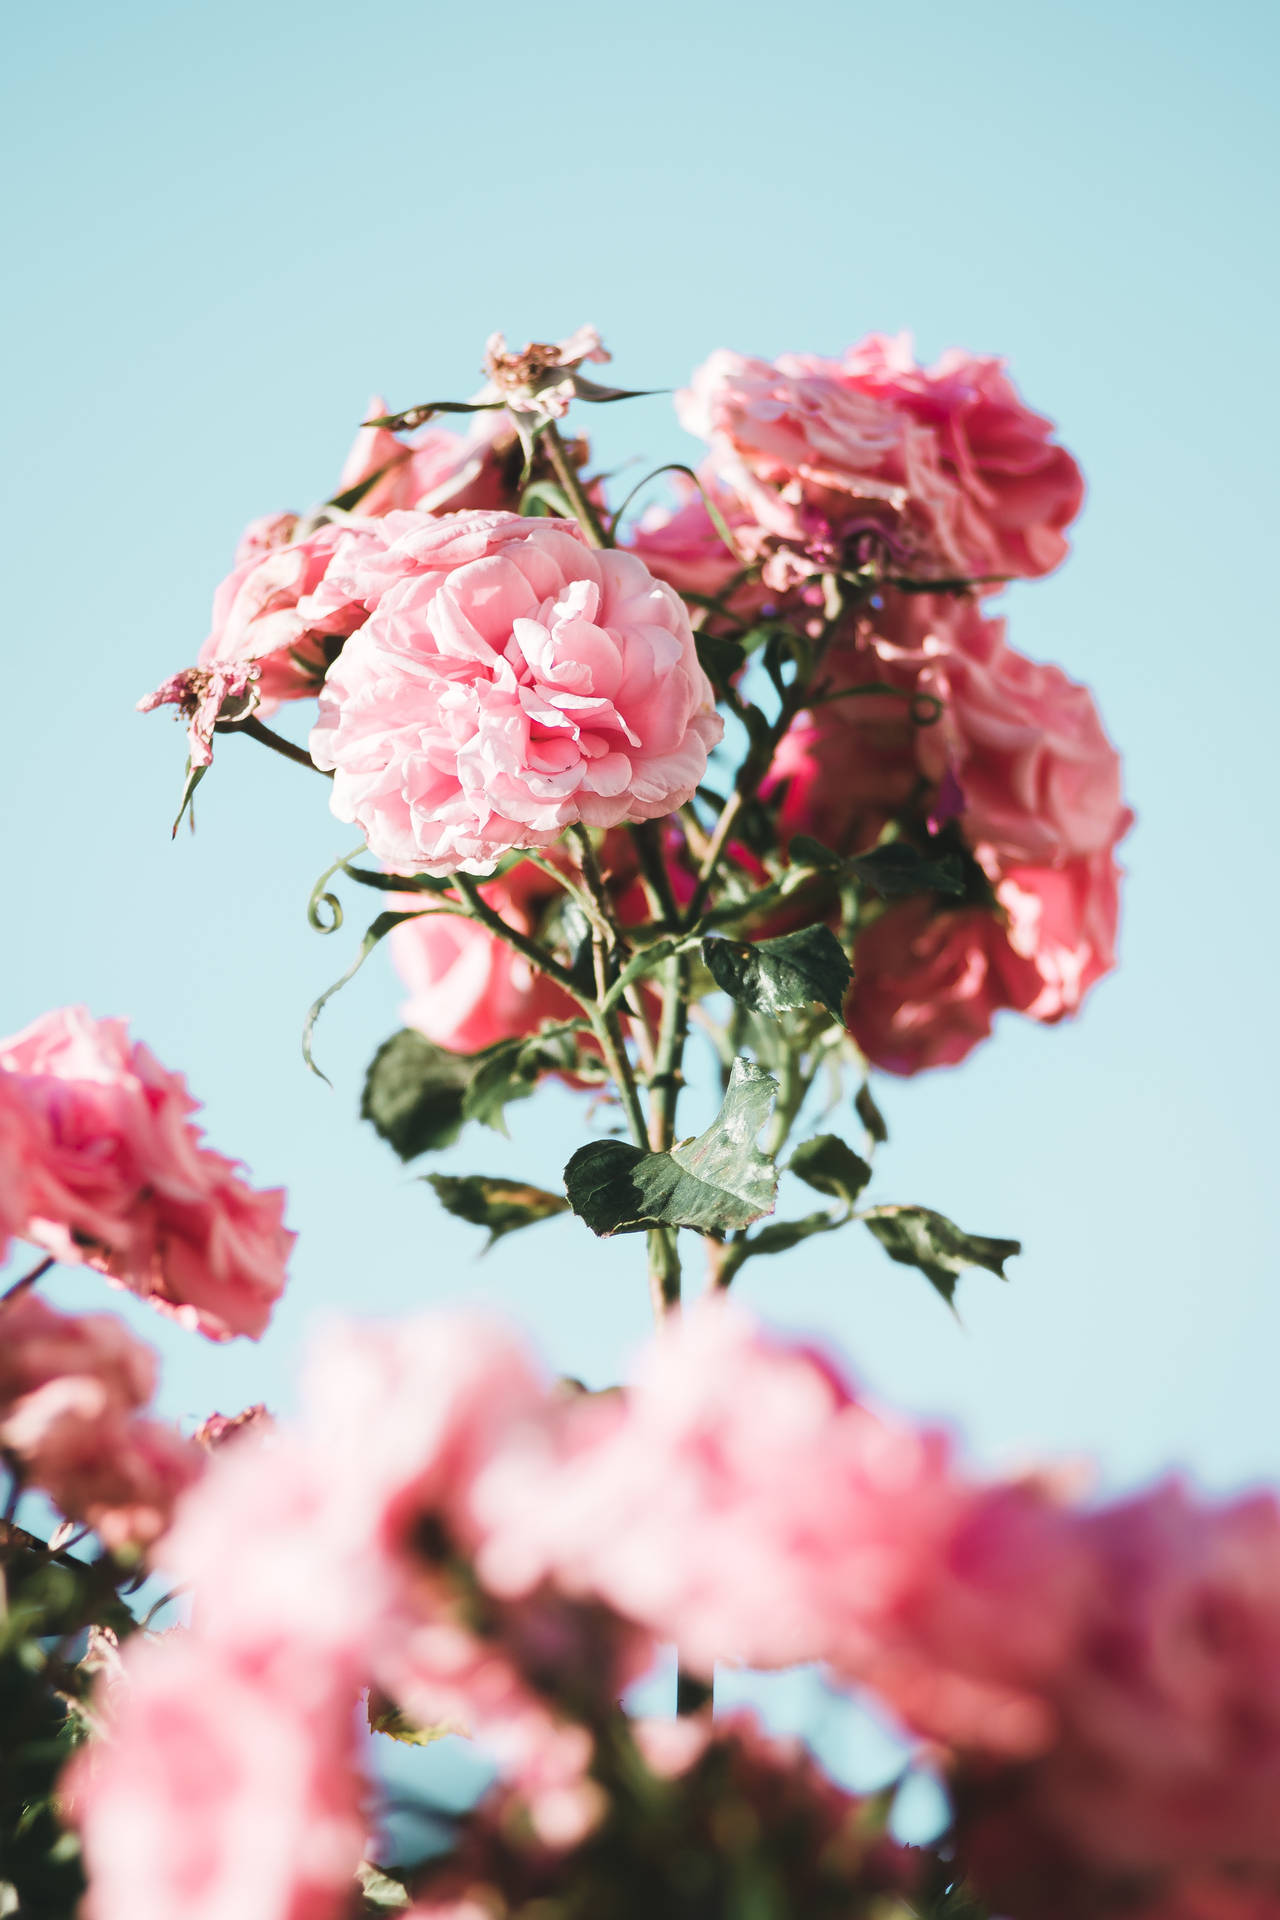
<box><xmin>389</xmin><ymin>859</ymin><xmax>579</xmax><ymax>1054</ymax></box>
<box><xmin>0</xmin><ymin>1007</ymin><xmax>293</xmax><ymax>1339</ymax></box>
<box><xmin>67</xmin><ymin>1631</ymin><xmax>368</xmax><ymax>1920</ymax></box>
<box><xmin>0</xmin><ymin>1293</ymin><xmax>201</xmax><ymax>1549</ymax></box>
<box><xmin>680</xmin><ymin>335</ymin><xmax>1083</xmax><ymax>583</ymax></box>
<box><xmin>310</xmin><ymin>511</ymin><xmax>722</xmax><ymax>874</ymax></box>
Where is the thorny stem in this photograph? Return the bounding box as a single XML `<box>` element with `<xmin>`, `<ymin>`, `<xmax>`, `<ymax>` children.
<box><xmin>541</xmin><ymin>422</ymin><xmax>610</xmax><ymax>550</ymax></box>
<box><xmin>217</xmin><ymin>713</ymin><xmax>334</xmax><ymax>776</ymax></box>
<box><xmin>1</xmin><ymin>1255</ymin><xmax>54</xmax><ymax>1307</ymax></box>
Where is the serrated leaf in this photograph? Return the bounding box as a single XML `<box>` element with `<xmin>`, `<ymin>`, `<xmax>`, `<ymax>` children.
<box><xmin>564</xmin><ymin>1057</ymin><xmax>778</xmax><ymax>1236</ymax></box>
<box><xmin>424</xmin><ymin>1173</ymin><xmax>569</xmax><ymax>1248</ymax></box>
<box><xmin>855</xmin><ymin>1081</ymin><xmax>889</xmax><ymax>1145</ymax></box>
<box><xmin>862</xmin><ymin>1205</ymin><xmax>1021</xmax><ymax>1307</ymax></box>
<box><xmin>702</xmin><ymin>925</ymin><xmax>852</xmax><ymax>1025</ymax></box>
<box><xmin>361</xmin><ymin>1030</ymin><xmax>475</xmax><ymax>1159</ymax></box>
<box><xmin>789</xmin><ymin>1134</ymin><xmax>872</xmax><ymax>1206</ymax></box>
<box><xmin>847</xmin><ymin>842</ymin><xmax>965</xmax><ymax>899</ymax></box>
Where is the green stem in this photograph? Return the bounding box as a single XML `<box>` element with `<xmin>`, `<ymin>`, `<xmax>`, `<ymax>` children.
<box><xmin>541</xmin><ymin>422</ymin><xmax>610</xmax><ymax>549</ymax></box>
<box><xmin>452</xmin><ymin>874</ymin><xmax>587</xmax><ymax>1006</ymax></box>
<box><xmin>218</xmin><ymin>713</ymin><xmax>334</xmax><ymax>777</ymax></box>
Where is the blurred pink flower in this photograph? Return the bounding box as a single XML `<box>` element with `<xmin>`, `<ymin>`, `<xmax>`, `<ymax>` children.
<box><xmin>0</xmin><ymin>1293</ymin><xmax>201</xmax><ymax>1549</ymax></box>
<box><xmin>339</xmin><ymin>396</ymin><xmax>517</xmax><ymax>517</ymax></box>
<box><xmin>67</xmin><ymin>1630</ymin><xmax>367</xmax><ymax>1920</ymax></box>
<box><xmin>0</xmin><ymin>1007</ymin><xmax>293</xmax><ymax>1339</ymax></box>
<box><xmin>310</xmin><ymin>511</ymin><xmax>722</xmax><ymax>874</ymax></box>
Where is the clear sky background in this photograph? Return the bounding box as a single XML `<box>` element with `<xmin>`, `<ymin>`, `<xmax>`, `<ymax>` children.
<box><xmin>2</xmin><ymin>0</ymin><xmax>1278</xmax><ymax>1783</ymax></box>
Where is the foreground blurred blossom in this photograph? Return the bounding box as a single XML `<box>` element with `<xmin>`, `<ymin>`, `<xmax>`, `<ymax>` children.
<box><xmin>0</xmin><ymin>1293</ymin><xmax>201</xmax><ymax>1549</ymax></box>
<box><xmin>0</xmin><ymin>1007</ymin><xmax>293</xmax><ymax>1339</ymax></box>
<box><xmin>66</xmin><ymin>1632</ymin><xmax>368</xmax><ymax>1920</ymax></box>
<box><xmin>310</xmin><ymin>511</ymin><xmax>722</xmax><ymax>873</ymax></box>
<box><xmin>680</xmin><ymin>334</ymin><xmax>1083</xmax><ymax>583</ymax></box>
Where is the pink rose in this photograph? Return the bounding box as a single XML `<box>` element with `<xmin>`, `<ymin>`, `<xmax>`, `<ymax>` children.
<box><xmin>0</xmin><ymin>1007</ymin><xmax>293</xmax><ymax>1339</ymax></box>
<box><xmin>390</xmin><ymin>860</ymin><xmax>579</xmax><ymax>1054</ymax></box>
<box><xmin>310</xmin><ymin>511</ymin><xmax>722</xmax><ymax>874</ymax></box>
<box><xmin>914</xmin><ymin>595</ymin><xmax>1129</xmax><ymax>866</ymax></box>
<box><xmin>338</xmin><ymin>396</ymin><xmax>518</xmax><ymax>517</ymax></box>
<box><xmin>0</xmin><ymin>1294</ymin><xmax>202</xmax><ymax>1549</ymax></box>
<box><xmin>846</xmin><ymin>848</ymin><xmax>1123</xmax><ymax>1075</ymax></box>
<box><xmin>67</xmin><ymin>1631</ymin><xmax>367</xmax><ymax>1920</ymax></box>
<box><xmin>679</xmin><ymin>335</ymin><xmax>1083</xmax><ymax>583</ymax></box>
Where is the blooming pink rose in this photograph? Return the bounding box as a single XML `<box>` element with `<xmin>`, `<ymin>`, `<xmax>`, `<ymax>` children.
<box><xmin>389</xmin><ymin>860</ymin><xmax>579</xmax><ymax>1054</ymax></box>
<box><xmin>846</xmin><ymin>847</ymin><xmax>1123</xmax><ymax>1075</ymax></box>
<box><xmin>310</xmin><ymin>511</ymin><xmax>722</xmax><ymax>874</ymax></box>
<box><xmin>914</xmin><ymin>595</ymin><xmax>1129</xmax><ymax>866</ymax></box>
<box><xmin>67</xmin><ymin>1631</ymin><xmax>367</xmax><ymax>1920</ymax></box>
<box><xmin>0</xmin><ymin>1293</ymin><xmax>201</xmax><ymax>1549</ymax></box>
<box><xmin>679</xmin><ymin>335</ymin><xmax>1083</xmax><ymax>582</ymax></box>
<box><xmin>0</xmin><ymin>1007</ymin><xmax>293</xmax><ymax>1339</ymax></box>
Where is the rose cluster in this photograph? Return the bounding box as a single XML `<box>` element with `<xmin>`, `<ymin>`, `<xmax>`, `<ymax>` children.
<box><xmin>67</xmin><ymin>1304</ymin><xmax>1280</xmax><ymax>1920</ymax></box>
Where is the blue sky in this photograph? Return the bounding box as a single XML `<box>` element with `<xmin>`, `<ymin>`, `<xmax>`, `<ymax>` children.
<box><xmin>2</xmin><ymin>0</ymin><xmax>1277</xmax><ymax>1548</ymax></box>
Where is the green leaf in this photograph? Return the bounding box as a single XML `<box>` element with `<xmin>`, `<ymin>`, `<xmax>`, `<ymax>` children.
<box><xmin>855</xmin><ymin>1081</ymin><xmax>889</xmax><ymax>1145</ymax></box>
<box><xmin>847</xmin><ymin>842</ymin><xmax>966</xmax><ymax>899</ymax></box>
<box><xmin>789</xmin><ymin>1134</ymin><xmax>872</xmax><ymax>1206</ymax></box>
<box><xmin>361</xmin><ymin>1030</ymin><xmax>475</xmax><ymax>1159</ymax></box>
<box><xmin>862</xmin><ymin>1205</ymin><xmax>1021</xmax><ymax>1307</ymax></box>
<box><xmin>170</xmin><ymin>758</ymin><xmax>207</xmax><ymax>839</ymax></box>
<box><xmin>461</xmin><ymin>1023</ymin><xmax>590</xmax><ymax>1136</ymax></box>
<box><xmin>564</xmin><ymin>1057</ymin><xmax>778</xmax><ymax>1236</ymax></box>
<box><xmin>362</xmin><ymin>398</ymin><xmax>503</xmax><ymax>432</ymax></box>
<box><xmin>424</xmin><ymin>1173</ymin><xmax>569</xmax><ymax>1248</ymax></box>
<box><xmin>702</xmin><ymin>925</ymin><xmax>851</xmax><ymax>1025</ymax></box>
<box><xmin>303</xmin><ymin>911</ymin><xmax>427</xmax><ymax>1083</ymax></box>
<box><xmin>787</xmin><ymin>833</ymin><xmax>845</xmax><ymax>872</ymax></box>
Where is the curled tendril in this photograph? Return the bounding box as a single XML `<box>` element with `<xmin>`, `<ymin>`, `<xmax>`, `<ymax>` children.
<box><xmin>307</xmin><ymin>845</ymin><xmax>368</xmax><ymax>934</ymax></box>
<box><xmin>309</xmin><ymin>890</ymin><xmax>343</xmax><ymax>934</ymax></box>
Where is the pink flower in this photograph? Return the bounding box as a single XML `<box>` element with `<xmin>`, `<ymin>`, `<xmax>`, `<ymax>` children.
<box><xmin>390</xmin><ymin>860</ymin><xmax>579</xmax><ymax>1054</ymax></box>
<box><xmin>846</xmin><ymin>847</ymin><xmax>1123</xmax><ymax>1075</ymax></box>
<box><xmin>914</xmin><ymin>595</ymin><xmax>1130</xmax><ymax>867</ymax></box>
<box><xmin>0</xmin><ymin>1293</ymin><xmax>201</xmax><ymax>1549</ymax></box>
<box><xmin>339</xmin><ymin>398</ymin><xmax>517</xmax><ymax>517</ymax></box>
<box><xmin>197</xmin><ymin>520</ymin><xmax>375</xmax><ymax>708</ymax></box>
<box><xmin>310</xmin><ymin>512</ymin><xmax>722</xmax><ymax>874</ymax></box>
<box><xmin>0</xmin><ymin>1007</ymin><xmax>293</xmax><ymax>1339</ymax></box>
<box><xmin>680</xmin><ymin>335</ymin><xmax>1083</xmax><ymax>582</ymax></box>
<box><xmin>621</xmin><ymin>470</ymin><xmax>769</xmax><ymax>630</ymax></box>
<box><xmin>136</xmin><ymin>662</ymin><xmax>259</xmax><ymax>770</ymax></box>
<box><xmin>67</xmin><ymin>1631</ymin><xmax>368</xmax><ymax>1920</ymax></box>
